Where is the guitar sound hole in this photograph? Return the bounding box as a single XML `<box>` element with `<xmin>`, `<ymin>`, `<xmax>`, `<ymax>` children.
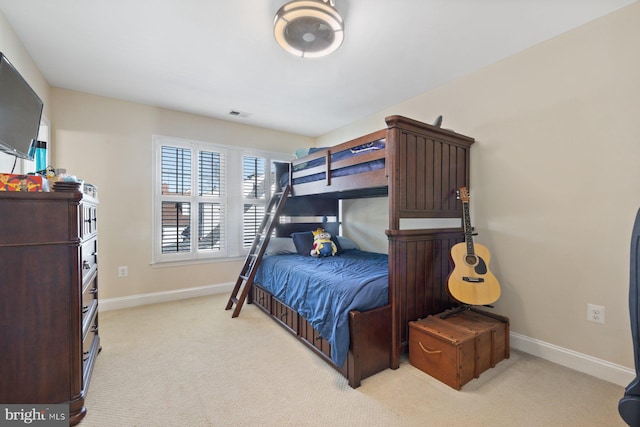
<box><xmin>465</xmin><ymin>255</ymin><xmax>477</xmax><ymax>265</ymax></box>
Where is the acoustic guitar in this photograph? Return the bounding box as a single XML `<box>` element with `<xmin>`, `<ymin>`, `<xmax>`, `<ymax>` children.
<box><xmin>447</xmin><ymin>187</ymin><xmax>501</xmax><ymax>306</ymax></box>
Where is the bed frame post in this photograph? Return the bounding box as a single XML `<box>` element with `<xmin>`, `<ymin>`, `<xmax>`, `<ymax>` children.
<box><xmin>348</xmin><ymin>305</ymin><xmax>392</xmax><ymax>387</ymax></box>
<box><xmin>384</xmin><ymin>115</ymin><xmax>474</xmax><ymax>368</ymax></box>
<box><xmin>348</xmin><ymin>311</ymin><xmax>363</xmax><ymax>387</ymax></box>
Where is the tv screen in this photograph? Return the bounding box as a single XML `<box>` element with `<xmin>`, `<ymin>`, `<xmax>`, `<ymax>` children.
<box><xmin>0</xmin><ymin>52</ymin><xmax>44</xmax><ymax>160</ymax></box>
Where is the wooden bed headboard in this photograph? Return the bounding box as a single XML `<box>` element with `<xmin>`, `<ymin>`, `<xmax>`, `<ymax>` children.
<box><xmin>385</xmin><ymin>115</ymin><xmax>474</xmax><ymax>228</ymax></box>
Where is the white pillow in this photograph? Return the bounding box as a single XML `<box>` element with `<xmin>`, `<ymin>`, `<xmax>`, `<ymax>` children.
<box><xmin>265</xmin><ymin>237</ymin><xmax>297</xmax><ymax>255</ymax></box>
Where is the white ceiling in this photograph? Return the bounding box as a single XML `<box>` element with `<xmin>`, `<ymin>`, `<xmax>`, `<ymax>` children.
<box><xmin>0</xmin><ymin>0</ymin><xmax>635</xmax><ymax>137</ymax></box>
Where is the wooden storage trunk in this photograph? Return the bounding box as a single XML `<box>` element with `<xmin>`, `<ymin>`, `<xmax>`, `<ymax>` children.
<box><xmin>438</xmin><ymin>308</ymin><xmax>510</xmax><ymax>375</ymax></box>
<box><xmin>409</xmin><ymin>308</ymin><xmax>509</xmax><ymax>390</ymax></box>
<box><xmin>409</xmin><ymin>317</ymin><xmax>477</xmax><ymax>390</ymax></box>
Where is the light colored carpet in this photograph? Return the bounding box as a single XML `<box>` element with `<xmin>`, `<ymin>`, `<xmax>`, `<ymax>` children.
<box><xmin>82</xmin><ymin>294</ymin><xmax>626</xmax><ymax>426</ymax></box>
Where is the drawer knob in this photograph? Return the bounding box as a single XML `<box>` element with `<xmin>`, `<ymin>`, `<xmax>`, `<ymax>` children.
<box><xmin>83</xmin><ymin>260</ymin><xmax>91</xmax><ymax>270</ymax></box>
<box><xmin>419</xmin><ymin>341</ymin><xmax>442</xmax><ymax>355</ymax></box>
<box><xmin>82</xmin><ymin>305</ymin><xmax>90</xmax><ymax>314</ymax></box>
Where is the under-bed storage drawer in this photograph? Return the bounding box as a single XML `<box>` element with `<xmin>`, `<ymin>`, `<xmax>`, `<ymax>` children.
<box><xmin>252</xmin><ymin>284</ymin><xmax>271</xmax><ymax>313</ymax></box>
<box><xmin>300</xmin><ymin>318</ymin><xmax>331</xmax><ymax>358</ymax></box>
<box><xmin>272</xmin><ymin>297</ymin><xmax>298</xmax><ymax>334</ymax></box>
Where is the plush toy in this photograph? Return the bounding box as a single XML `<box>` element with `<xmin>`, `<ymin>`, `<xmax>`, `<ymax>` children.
<box><xmin>310</xmin><ymin>228</ymin><xmax>337</xmax><ymax>257</ymax></box>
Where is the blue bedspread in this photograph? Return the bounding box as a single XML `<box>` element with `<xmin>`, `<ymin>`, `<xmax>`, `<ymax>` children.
<box><xmin>254</xmin><ymin>250</ymin><xmax>389</xmax><ymax>367</ymax></box>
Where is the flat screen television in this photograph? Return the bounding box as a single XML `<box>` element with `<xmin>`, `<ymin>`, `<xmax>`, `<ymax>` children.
<box><xmin>0</xmin><ymin>52</ymin><xmax>44</xmax><ymax>160</ymax></box>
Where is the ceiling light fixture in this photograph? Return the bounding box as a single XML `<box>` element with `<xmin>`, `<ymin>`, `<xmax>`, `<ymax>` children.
<box><xmin>274</xmin><ymin>0</ymin><xmax>344</xmax><ymax>58</ymax></box>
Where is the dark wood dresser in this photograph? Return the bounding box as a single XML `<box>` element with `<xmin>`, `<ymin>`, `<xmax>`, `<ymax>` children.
<box><xmin>0</xmin><ymin>191</ymin><xmax>100</xmax><ymax>425</ymax></box>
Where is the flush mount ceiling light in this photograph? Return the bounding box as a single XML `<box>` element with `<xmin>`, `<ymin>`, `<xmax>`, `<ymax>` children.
<box><xmin>274</xmin><ymin>0</ymin><xmax>344</xmax><ymax>58</ymax></box>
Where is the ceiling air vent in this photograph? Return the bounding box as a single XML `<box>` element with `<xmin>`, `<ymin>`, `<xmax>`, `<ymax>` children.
<box><xmin>228</xmin><ymin>110</ymin><xmax>249</xmax><ymax>118</ymax></box>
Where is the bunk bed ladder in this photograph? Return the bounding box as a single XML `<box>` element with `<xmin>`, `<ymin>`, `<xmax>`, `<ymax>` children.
<box><xmin>225</xmin><ymin>184</ymin><xmax>291</xmax><ymax>318</ymax></box>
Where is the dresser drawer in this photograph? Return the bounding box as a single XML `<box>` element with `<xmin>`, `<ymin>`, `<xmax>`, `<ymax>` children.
<box><xmin>82</xmin><ymin>315</ymin><xmax>100</xmax><ymax>389</ymax></box>
<box><xmin>81</xmin><ymin>237</ymin><xmax>98</xmax><ymax>283</ymax></box>
<box><xmin>83</xmin><ymin>317</ymin><xmax>98</xmax><ymax>361</ymax></box>
<box><xmin>81</xmin><ymin>202</ymin><xmax>98</xmax><ymax>238</ymax></box>
<box><xmin>82</xmin><ymin>274</ymin><xmax>98</xmax><ymax>337</ymax></box>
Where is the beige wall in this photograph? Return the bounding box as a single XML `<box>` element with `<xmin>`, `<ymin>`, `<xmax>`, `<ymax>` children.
<box><xmin>319</xmin><ymin>3</ymin><xmax>640</xmax><ymax>370</ymax></box>
<box><xmin>49</xmin><ymin>88</ymin><xmax>311</xmax><ymax>300</ymax></box>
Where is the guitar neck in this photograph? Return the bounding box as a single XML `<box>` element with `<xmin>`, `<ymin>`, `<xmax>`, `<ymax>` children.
<box><xmin>462</xmin><ymin>200</ymin><xmax>475</xmax><ymax>256</ymax></box>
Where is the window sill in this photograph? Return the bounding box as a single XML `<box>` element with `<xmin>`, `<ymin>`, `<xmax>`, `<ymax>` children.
<box><xmin>150</xmin><ymin>256</ymin><xmax>245</xmax><ymax>269</ymax></box>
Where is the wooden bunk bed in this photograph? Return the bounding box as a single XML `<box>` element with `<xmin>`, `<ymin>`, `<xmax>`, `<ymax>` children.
<box><xmin>247</xmin><ymin>115</ymin><xmax>474</xmax><ymax>387</ymax></box>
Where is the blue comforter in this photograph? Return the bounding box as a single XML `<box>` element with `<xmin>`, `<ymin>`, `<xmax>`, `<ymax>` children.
<box><xmin>254</xmin><ymin>250</ymin><xmax>389</xmax><ymax>367</ymax></box>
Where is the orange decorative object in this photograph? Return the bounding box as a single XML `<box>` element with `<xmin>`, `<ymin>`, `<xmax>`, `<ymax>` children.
<box><xmin>0</xmin><ymin>174</ymin><xmax>43</xmax><ymax>192</ymax></box>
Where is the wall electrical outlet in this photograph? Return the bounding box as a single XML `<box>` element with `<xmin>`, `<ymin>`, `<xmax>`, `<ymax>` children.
<box><xmin>587</xmin><ymin>304</ymin><xmax>605</xmax><ymax>324</ymax></box>
<box><xmin>118</xmin><ymin>266</ymin><xmax>128</xmax><ymax>277</ymax></box>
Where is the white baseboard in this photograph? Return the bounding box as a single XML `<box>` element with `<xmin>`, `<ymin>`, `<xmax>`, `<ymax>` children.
<box><xmin>99</xmin><ymin>282</ymin><xmax>234</xmax><ymax>312</ymax></box>
<box><xmin>510</xmin><ymin>331</ymin><xmax>635</xmax><ymax>387</ymax></box>
<box><xmin>99</xmin><ymin>286</ymin><xmax>635</xmax><ymax>387</ymax></box>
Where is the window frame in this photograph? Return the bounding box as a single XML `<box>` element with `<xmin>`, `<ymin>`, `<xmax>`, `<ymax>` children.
<box><xmin>152</xmin><ymin>135</ymin><xmax>291</xmax><ymax>265</ymax></box>
<box><xmin>241</xmin><ymin>154</ymin><xmax>269</xmax><ymax>250</ymax></box>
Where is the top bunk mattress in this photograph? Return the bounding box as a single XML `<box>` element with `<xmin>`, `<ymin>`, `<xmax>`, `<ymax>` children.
<box><xmin>280</xmin><ymin>138</ymin><xmax>386</xmax><ymax>188</ymax></box>
<box><xmin>254</xmin><ymin>249</ymin><xmax>389</xmax><ymax>367</ymax></box>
